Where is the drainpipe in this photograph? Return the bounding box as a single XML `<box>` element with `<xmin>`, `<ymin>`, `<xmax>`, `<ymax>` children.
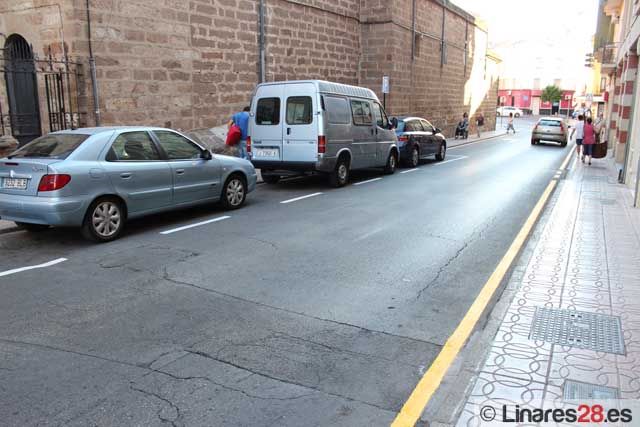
<box><xmin>258</xmin><ymin>0</ymin><xmax>266</xmax><ymax>83</ymax></box>
<box><xmin>411</xmin><ymin>0</ymin><xmax>416</xmax><ymax>60</ymax></box>
<box><xmin>86</xmin><ymin>0</ymin><xmax>101</xmax><ymax>126</ymax></box>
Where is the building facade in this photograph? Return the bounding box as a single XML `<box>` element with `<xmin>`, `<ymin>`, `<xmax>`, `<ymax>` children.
<box><xmin>593</xmin><ymin>0</ymin><xmax>640</xmax><ymax>205</ymax></box>
<box><xmin>0</xmin><ymin>0</ymin><xmax>499</xmax><ymax>145</ymax></box>
<box><xmin>498</xmin><ymin>88</ymin><xmax>576</xmax><ymax>116</ymax></box>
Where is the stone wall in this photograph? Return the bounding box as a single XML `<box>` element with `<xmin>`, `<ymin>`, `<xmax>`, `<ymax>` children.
<box><xmin>0</xmin><ymin>0</ymin><xmax>499</xmax><ymax>139</ymax></box>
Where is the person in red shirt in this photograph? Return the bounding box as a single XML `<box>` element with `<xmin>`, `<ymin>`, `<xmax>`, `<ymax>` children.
<box><xmin>582</xmin><ymin>117</ymin><xmax>596</xmax><ymax>165</ymax></box>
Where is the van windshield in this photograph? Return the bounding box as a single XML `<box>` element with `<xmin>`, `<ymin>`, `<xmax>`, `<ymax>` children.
<box><xmin>8</xmin><ymin>134</ymin><xmax>90</xmax><ymax>159</ymax></box>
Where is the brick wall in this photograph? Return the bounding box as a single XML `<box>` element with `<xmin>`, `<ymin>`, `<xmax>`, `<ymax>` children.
<box><xmin>0</xmin><ymin>0</ymin><xmax>499</xmax><ymax>138</ymax></box>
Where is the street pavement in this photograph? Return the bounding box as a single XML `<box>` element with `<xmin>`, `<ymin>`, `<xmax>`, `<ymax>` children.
<box><xmin>0</xmin><ymin>117</ymin><xmax>572</xmax><ymax>426</ymax></box>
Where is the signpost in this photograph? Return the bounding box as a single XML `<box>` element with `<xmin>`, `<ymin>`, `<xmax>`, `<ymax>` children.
<box><xmin>382</xmin><ymin>76</ymin><xmax>389</xmax><ymax>110</ymax></box>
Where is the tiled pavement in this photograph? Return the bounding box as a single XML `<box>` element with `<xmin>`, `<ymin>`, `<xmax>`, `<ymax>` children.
<box><xmin>454</xmin><ymin>155</ymin><xmax>640</xmax><ymax>426</ymax></box>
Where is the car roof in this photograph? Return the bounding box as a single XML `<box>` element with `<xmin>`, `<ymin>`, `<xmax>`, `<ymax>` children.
<box><xmin>51</xmin><ymin>126</ymin><xmax>175</xmax><ymax>136</ymax></box>
<box><xmin>538</xmin><ymin>117</ymin><xmax>564</xmax><ymax>121</ymax></box>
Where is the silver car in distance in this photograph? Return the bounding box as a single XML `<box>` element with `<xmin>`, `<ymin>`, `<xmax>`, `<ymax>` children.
<box><xmin>0</xmin><ymin>127</ymin><xmax>257</xmax><ymax>242</ymax></box>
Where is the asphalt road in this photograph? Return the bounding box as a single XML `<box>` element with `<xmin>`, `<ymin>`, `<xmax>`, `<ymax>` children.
<box><xmin>0</xmin><ymin>118</ymin><xmax>570</xmax><ymax>426</ymax></box>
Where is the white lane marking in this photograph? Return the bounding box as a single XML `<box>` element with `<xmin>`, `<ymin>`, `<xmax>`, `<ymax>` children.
<box><xmin>280</xmin><ymin>192</ymin><xmax>323</xmax><ymax>204</ymax></box>
<box><xmin>0</xmin><ymin>258</ymin><xmax>67</xmax><ymax>278</ymax></box>
<box><xmin>353</xmin><ymin>177</ymin><xmax>383</xmax><ymax>186</ymax></box>
<box><xmin>160</xmin><ymin>216</ymin><xmax>231</xmax><ymax>235</ymax></box>
<box><xmin>434</xmin><ymin>156</ymin><xmax>469</xmax><ymax>166</ymax></box>
<box><xmin>401</xmin><ymin>168</ymin><xmax>419</xmax><ymax>174</ymax></box>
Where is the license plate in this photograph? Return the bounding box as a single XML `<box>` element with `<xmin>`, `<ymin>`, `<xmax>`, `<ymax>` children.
<box><xmin>3</xmin><ymin>178</ymin><xmax>28</xmax><ymax>190</ymax></box>
<box><xmin>255</xmin><ymin>148</ymin><xmax>279</xmax><ymax>158</ymax></box>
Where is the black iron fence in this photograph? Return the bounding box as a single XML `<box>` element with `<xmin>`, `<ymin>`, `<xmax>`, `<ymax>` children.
<box><xmin>1</xmin><ymin>49</ymin><xmax>86</xmax><ymax>145</ymax></box>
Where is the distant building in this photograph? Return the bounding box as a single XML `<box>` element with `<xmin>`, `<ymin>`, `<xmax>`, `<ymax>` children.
<box><xmin>498</xmin><ymin>89</ymin><xmax>575</xmax><ymax>116</ymax></box>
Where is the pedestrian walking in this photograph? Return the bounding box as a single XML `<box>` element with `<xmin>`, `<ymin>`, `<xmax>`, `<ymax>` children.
<box><xmin>506</xmin><ymin>113</ymin><xmax>516</xmax><ymax>134</ymax></box>
<box><xmin>570</xmin><ymin>114</ymin><xmax>585</xmax><ymax>160</ymax></box>
<box><xmin>582</xmin><ymin>117</ymin><xmax>596</xmax><ymax>165</ymax></box>
<box><xmin>228</xmin><ymin>106</ymin><xmax>250</xmax><ymax>159</ymax></box>
<box><xmin>476</xmin><ymin>112</ymin><xmax>485</xmax><ymax>138</ymax></box>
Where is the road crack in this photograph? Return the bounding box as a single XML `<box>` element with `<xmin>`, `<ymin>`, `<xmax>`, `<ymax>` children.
<box><xmin>416</xmin><ymin>215</ymin><xmax>497</xmax><ymax>300</ymax></box>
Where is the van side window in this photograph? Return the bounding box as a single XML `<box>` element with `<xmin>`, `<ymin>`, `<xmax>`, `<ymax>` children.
<box><xmin>256</xmin><ymin>97</ymin><xmax>281</xmax><ymax>125</ymax></box>
<box><xmin>350</xmin><ymin>100</ymin><xmax>372</xmax><ymax>126</ymax></box>
<box><xmin>324</xmin><ymin>96</ymin><xmax>350</xmax><ymax>124</ymax></box>
<box><xmin>373</xmin><ymin>102</ymin><xmax>389</xmax><ymax>128</ymax></box>
<box><xmin>286</xmin><ymin>96</ymin><xmax>312</xmax><ymax>125</ymax></box>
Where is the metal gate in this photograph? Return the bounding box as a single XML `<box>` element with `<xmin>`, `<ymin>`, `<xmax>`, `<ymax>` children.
<box><xmin>2</xmin><ymin>34</ymin><xmax>41</xmax><ymax>145</ymax></box>
<box><xmin>1</xmin><ymin>34</ymin><xmax>85</xmax><ymax>146</ymax></box>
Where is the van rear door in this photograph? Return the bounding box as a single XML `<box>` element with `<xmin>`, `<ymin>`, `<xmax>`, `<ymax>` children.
<box><xmin>283</xmin><ymin>83</ymin><xmax>317</xmax><ymax>163</ymax></box>
<box><xmin>252</xmin><ymin>85</ymin><xmax>283</xmax><ymax>162</ymax></box>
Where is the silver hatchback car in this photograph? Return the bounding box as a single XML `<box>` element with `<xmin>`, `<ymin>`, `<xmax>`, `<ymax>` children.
<box><xmin>0</xmin><ymin>127</ymin><xmax>257</xmax><ymax>242</ymax></box>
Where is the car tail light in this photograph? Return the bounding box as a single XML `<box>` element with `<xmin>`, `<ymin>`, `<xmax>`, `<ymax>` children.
<box><xmin>318</xmin><ymin>135</ymin><xmax>326</xmax><ymax>154</ymax></box>
<box><xmin>398</xmin><ymin>135</ymin><xmax>409</xmax><ymax>142</ymax></box>
<box><xmin>246</xmin><ymin>136</ymin><xmax>251</xmax><ymax>153</ymax></box>
<box><xmin>38</xmin><ymin>174</ymin><xmax>71</xmax><ymax>192</ymax></box>
<box><xmin>560</xmin><ymin>122</ymin><xmax>565</xmax><ymax>132</ymax></box>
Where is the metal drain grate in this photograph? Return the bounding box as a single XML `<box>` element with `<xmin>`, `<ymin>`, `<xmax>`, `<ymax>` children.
<box><xmin>564</xmin><ymin>380</ymin><xmax>619</xmax><ymax>400</ymax></box>
<box><xmin>529</xmin><ymin>307</ymin><xmax>625</xmax><ymax>355</ymax></box>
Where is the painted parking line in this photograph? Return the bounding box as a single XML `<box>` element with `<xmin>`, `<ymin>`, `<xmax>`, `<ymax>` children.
<box><xmin>353</xmin><ymin>177</ymin><xmax>383</xmax><ymax>186</ymax></box>
<box><xmin>433</xmin><ymin>155</ymin><xmax>468</xmax><ymax>166</ymax></box>
<box><xmin>280</xmin><ymin>192</ymin><xmax>323</xmax><ymax>204</ymax></box>
<box><xmin>0</xmin><ymin>258</ymin><xmax>67</xmax><ymax>278</ymax></box>
<box><xmin>401</xmin><ymin>168</ymin><xmax>419</xmax><ymax>174</ymax></box>
<box><xmin>160</xmin><ymin>216</ymin><xmax>231</xmax><ymax>235</ymax></box>
<box><xmin>391</xmin><ymin>151</ymin><xmax>574</xmax><ymax>427</ymax></box>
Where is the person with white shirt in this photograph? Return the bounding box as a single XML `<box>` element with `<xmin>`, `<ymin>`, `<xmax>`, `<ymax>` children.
<box><xmin>570</xmin><ymin>114</ymin><xmax>585</xmax><ymax>160</ymax></box>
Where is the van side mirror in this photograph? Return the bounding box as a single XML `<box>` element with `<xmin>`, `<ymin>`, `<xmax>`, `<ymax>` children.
<box><xmin>201</xmin><ymin>149</ymin><xmax>213</xmax><ymax>160</ymax></box>
<box><xmin>434</xmin><ymin>127</ymin><xmax>441</xmax><ymax>134</ymax></box>
<box><xmin>390</xmin><ymin>117</ymin><xmax>398</xmax><ymax>130</ymax></box>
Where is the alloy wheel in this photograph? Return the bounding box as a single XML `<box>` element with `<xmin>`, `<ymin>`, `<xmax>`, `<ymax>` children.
<box><xmin>226</xmin><ymin>178</ymin><xmax>245</xmax><ymax>207</ymax></box>
<box><xmin>92</xmin><ymin>201</ymin><xmax>121</xmax><ymax>237</ymax></box>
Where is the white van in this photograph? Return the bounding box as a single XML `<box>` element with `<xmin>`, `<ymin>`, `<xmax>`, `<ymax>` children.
<box><xmin>248</xmin><ymin>80</ymin><xmax>398</xmax><ymax>187</ymax></box>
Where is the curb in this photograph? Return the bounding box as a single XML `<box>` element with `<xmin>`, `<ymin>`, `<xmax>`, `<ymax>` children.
<box><xmin>0</xmin><ymin>225</ymin><xmax>20</xmax><ymax>236</ymax></box>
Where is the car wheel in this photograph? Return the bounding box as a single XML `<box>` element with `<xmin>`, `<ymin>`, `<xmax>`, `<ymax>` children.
<box><xmin>262</xmin><ymin>173</ymin><xmax>280</xmax><ymax>184</ymax></box>
<box><xmin>435</xmin><ymin>143</ymin><xmax>446</xmax><ymax>161</ymax></box>
<box><xmin>82</xmin><ymin>197</ymin><xmax>125</xmax><ymax>243</ymax></box>
<box><xmin>15</xmin><ymin>222</ymin><xmax>49</xmax><ymax>232</ymax></box>
<box><xmin>384</xmin><ymin>150</ymin><xmax>398</xmax><ymax>174</ymax></box>
<box><xmin>561</xmin><ymin>141</ymin><xmax>567</xmax><ymax>147</ymax></box>
<box><xmin>329</xmin><ymin>156</ymin><xmax>350</xmax><ymax>187</ymax></box>
<box><xmin>408</xmin><ymin>147</ymin><xmax>419</xmax><ymax>168</ymax></box>
<box><xmin>531</xmin><ymin>139</ymin><xmax>537</xmax><ymax>145</ymax></box>
<box><xmin>221</xmin><ymin>174</ymin><xmax>247</xmax><ymax>210</ymax></box>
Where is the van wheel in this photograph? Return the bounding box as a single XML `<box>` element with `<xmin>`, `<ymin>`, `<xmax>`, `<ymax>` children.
<box><xmin>262</xmin><ymin>173</ymin><xmax>280</xmax><ymax>184</ymax></box>
<box><xmin>329</xmin><ymin>156</ymin><xmax>350</xmax><ymax>187</ymax></box>
<box><xmin>82</xmin><ymin>197</ymin><xmax>125</xmax><ymax>243</ymax></box>
<box><xmin>435</xmin><ymin>143</ymin><xmax>446</xmax><ymax>161</ymax></box>
<box><xmin>407</xmin><ymin>147</ymin><xmax>419</xmax><ymax>168</ymax></box>
<box><xmin>384</xmin><ymin>151</ymin><xmax>397</xmax><ymax>174</ymax></box>
<box><xmin>15</xmin><ymin>222</ymin><xmax>49</xmax><ymax>232</ymax></box>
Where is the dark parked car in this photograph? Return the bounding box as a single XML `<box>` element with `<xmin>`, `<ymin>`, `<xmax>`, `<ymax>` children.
<box><xmin>393</xmin><ymin>117</ymin><xmax>447</xmax><ymax>167</ymax></box>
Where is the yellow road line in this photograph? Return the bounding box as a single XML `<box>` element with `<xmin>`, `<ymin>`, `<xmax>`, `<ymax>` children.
<box><xmin>391</xmin><ymin>149</ymin><xmax>574</xmax><ymax>427</ymax></box>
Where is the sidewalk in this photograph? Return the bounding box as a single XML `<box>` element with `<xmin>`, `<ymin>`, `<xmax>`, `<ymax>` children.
<box><xmin>430</xmin><ymin>154</ymin><xmax>640</xmax><ymax>425</ymax></box>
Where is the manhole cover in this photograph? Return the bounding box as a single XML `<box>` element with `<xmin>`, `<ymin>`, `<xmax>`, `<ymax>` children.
<box><xmin>529</xmin><ymin>307</ymin><xmax>625</xmax><ymax>355</ymax></box>
<box><xmin>564</xmin><ymin>380</ymin><xmax>619</xmax><ymax>400</ymax></box>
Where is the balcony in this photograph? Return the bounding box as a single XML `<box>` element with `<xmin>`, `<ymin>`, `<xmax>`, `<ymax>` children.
<box><xmin>596</xmin><ymin>43</ymin><xmax>619</xmax><ymax>72</ymax></box>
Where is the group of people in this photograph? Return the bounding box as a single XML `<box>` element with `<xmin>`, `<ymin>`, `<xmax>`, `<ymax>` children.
<box><xmin>570</xmin><ymin>113</ymin><xmax>605</xmax><ymax>166</ymax></box>
<box><xmin>456</xmin><ymin>112</ymin><xmax>493</xmax><ymax>139</ymax></box>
